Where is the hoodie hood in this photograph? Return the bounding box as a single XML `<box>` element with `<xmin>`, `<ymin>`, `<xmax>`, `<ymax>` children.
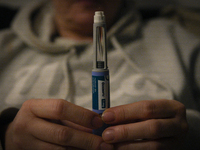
<box><xmin>11</xmin><ymin>0</ymin><xmax>89</xmax><ymax>53</ymax></box>
<box><xmin>2</xmin><ymin>0</ymin><xmax>199</xmax><ymax>111</ymax></box>
<box><xmin>11</xmin><ymin>0</ymin><xmax>140</xmax><ymax>54</ymax></box>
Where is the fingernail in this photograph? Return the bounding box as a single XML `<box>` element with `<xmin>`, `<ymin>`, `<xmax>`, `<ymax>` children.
<box><xmin>100</xmin><ymin>142</ymin><xmax>114</xmax><ymax>150</ymax></box>
<box><xmin>102</xmin><ymin>112</ymin><xmax>115</xmax><ymax>122</ymax></box>
<box><xmin>92</xmin><ymin>116</ymin><xmax>103</xmax><ymax>128</ymax></box>
<box><xmin>102</xmin><ymin>129</ymin><xmax>115</xmax><ymax>142</ymax></box>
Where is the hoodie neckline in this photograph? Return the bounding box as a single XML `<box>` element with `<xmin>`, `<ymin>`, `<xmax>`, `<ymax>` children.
<box><xmin>11</xmin><ymin>0</ymin><xmax>141</xmax><ymax>54</ymax></box>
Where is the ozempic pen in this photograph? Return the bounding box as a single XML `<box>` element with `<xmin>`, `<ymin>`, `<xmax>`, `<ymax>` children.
<box><xmin>92</xmin><ymin>11</ymin><xmax>110</xmax><ymax>136</ymax></box>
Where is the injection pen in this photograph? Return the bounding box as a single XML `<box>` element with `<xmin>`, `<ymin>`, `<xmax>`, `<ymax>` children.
<box><xmin>92</xmin><ymin>11</ymin><xmax>110</xmax><ymax>136</ymax></box>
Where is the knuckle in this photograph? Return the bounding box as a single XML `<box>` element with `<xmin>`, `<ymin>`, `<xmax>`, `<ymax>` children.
<box><xmin>52</xmin><ymin>99</ymin><xmax>66</xmax><ymax>117</ymax></box>
<box><xmin>176</xmin><ymin>103</ymin><xmax>186</xmax><ymax>116</ymax></box>
<box><xmin>85</xmin><ymin>137</ymin><xmax>98</xmax><ymax>150</ymax></box>
<box><xmin>120</xmin><ymin>126</ymin><xmax>129</xmax><ymax>141</ymax></box>
<box><xmin>79</xmin><ymin>110</ymin><xmax>90</xmax><ymax>123</ymax></box>
<box><xmin>21</xmin><ymin>99</ymin><xmax>33</xmax><ymax>109</ymax></box>
<box><xmin>147</xmin><ymin>120</ymin><xmax>162</xmax><ymax>139</ymax></box>
<box><xmin>118</xmin><ymin>107</ymin><xmax>127</xmax><ymax>121</ymax></box>
<box><xmin>142</xmin><ymin>101</ymin><xmax>156</xmax><ymax>118</ymax></box>
<box><xmin>56</xmin><ymin>127</ymin><xmax>72</xmax><ymax>144</ymax></box>
<box><xmin>174</xmin><ymin>102</ymin><xmax>189</xmax><ymax>134</ymax></box>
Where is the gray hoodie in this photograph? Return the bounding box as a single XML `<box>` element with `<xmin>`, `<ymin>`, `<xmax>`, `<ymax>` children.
<box><xmin>0</xmin><ymin>0</ymin><xmax>200</xmax><ymax>149</ymax></box>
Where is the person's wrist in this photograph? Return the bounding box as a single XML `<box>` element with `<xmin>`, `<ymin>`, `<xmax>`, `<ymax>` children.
<box><xmin>0</xmin><ymin>108</ymin><xmax>19</xmax><ymax>150</ymax></box>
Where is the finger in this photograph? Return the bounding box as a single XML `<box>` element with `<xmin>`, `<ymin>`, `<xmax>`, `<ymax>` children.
<box><xmin>23</xmin><ymin>138</ymin><xmax>82</xmax><ymax>150</ymax></box>
<box><xmin>25</xmin><ymin>138</ymin><xmax>67</xmax><ymax>150</ymax></box>
<box><xmin>9</xmin><ymin>125</ymin><xmax>67</xmax><ymax>150</ymax></box>
<box><xmin>29</xmin><ymin>117</ymin><xmax>113</xmax><ymax>150</ymax></box>
<box><xmin>102</xmin><ymin>118</ymin><xmax>187</xmax><ymax>143</ymax></box>
<box><xmin>23</xmin><ymin>99</ymin><xmax>103</xmax><ymax>129</ymax></box>
<box><xmin>102</xmin><ymin>99</ymin><xmax>186</xmax><ymax>124</ymax></box>
<box><xmin>61</xmin><ymin>120</ymin><xmax>92</xmax><ymax>133</ymax></box>
<box><xmin>114</xmin><ymin>137</ymin><xmax>184</xmax><ymax>150</ymax></box>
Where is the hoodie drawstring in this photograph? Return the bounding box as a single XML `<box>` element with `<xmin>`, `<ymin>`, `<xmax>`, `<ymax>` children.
<box><xmin>110</xmin><ymin>36</ymin><xmax>174</xmax><ymax>99</ymax></box>
<box><xmin>64</xmin><ymin>48</ymin><xmax>76</xmax><ymax>103</ymax></box>
<box><xmin>19</xmin><ymin>48</ymin><xmax>76</xmax><ymax>103</ymax></box>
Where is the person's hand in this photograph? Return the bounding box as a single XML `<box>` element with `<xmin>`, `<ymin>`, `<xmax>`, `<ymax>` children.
<box><xmin>4</xmin><ymin>99</ymin><xmax>114</xmax><ymax>150</ymax></box>
<box><xmin>102</xmin><ymin>99</ymin><xmax>189</xmax><ymax>150</ymax></box>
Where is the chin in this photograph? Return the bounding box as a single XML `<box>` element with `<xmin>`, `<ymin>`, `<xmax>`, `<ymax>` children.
<box><xmin>74</xmin><ymin>10</ymin><xmax>95</xmax><ymax>24</ymax></box>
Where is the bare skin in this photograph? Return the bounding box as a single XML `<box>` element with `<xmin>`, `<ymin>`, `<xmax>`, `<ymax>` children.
<box><xmin>102</xmin><ymin>99</ymin><xmax>188</xmax><ymax>150</ymax></box>
<box><xmin>5</xmin><ymin>99</ymin><xmax>188</xmax><ymax>150</ymax></box>
<box><xmin>5</xmin><ymin>99</ymin><xmax>114</xmax><ymax>150</ymax></box>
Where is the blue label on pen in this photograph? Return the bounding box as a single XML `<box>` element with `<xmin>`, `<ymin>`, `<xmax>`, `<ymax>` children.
<box><xmin>92</xmin><ymin>71</ymin><xmax>110</xmax><ymax>111</ymax></box>
<box><xmin>102</xmin><ymin>99</ymin><xmax>106</xmax><ymax>108</ymax></box>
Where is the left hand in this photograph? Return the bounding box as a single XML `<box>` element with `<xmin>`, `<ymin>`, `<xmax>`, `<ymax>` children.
<box><xmin>102</xmin><ymin>99</ymin><xmax>189</xmax><ymax>150</ymax></box>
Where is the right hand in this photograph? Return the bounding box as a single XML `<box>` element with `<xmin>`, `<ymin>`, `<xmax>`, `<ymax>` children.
<box><xmin>4</xmin><ymin>99</ymin><xmax>114</xmax><ymax>150</ymax></box>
